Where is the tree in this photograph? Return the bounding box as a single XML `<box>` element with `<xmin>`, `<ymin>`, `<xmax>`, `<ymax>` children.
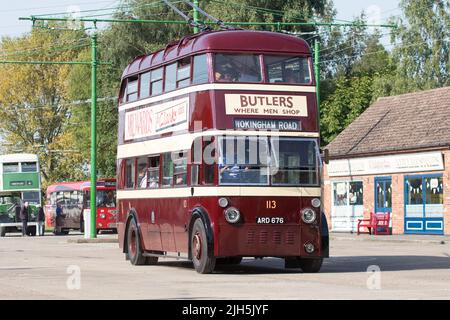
<box><xmin>374</xmin><ymin>0</ymin><xmax>449</xmax><ymax>96</ymax></box>
<box><xmin>0</xmin><ymin>27</ymin><xmax>87</xmax><ymax>189</ymax></box>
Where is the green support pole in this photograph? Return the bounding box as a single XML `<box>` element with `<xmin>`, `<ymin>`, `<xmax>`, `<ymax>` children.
<box><xmin>193</xmin><ymin>0</ymin><xmax>199</xmax><ymax>33</ymax></box>
<box><xmin>90</xmin><ymin>33</ymin><xmax>98</xmax><ymax>239</ymax></box>
<box><xmin>314</xmin><ymin>39</ymin><xmax>320</xmax><ymax>117</ymax></box>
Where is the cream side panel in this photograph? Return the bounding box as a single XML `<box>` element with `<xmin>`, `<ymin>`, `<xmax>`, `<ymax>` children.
<box><xmin>117</xmin><ymin>187</ymin><xmax>321</xmax><ymax>199</ymax></box>
<box><xmin>118</xmin><ymin>83</ymin><xmax>316</xmax><ymax>112</ymax></box>
<box><xmin>117</xmin><ymin>130</ymin><xmax>320</xmax><ymax>159</ymax></box>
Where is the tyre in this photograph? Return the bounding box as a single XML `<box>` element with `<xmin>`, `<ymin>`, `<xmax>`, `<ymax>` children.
<box><xmin>0</xmin><ymin>227</ymin><xmax>6</xmax><ymax>237</ymax></box>
<box><xmin>80</xmin><ymin>220</ymin><xmax>84</xmax><ymax>233</ymax></box>
<box><xmin>61</xmin><ymin>229</ymin><xmax>70</xmax><ymax>235</ymax></box>
<box><xmin>126</xmin><ymin>217</ymin><xmax>147</xmax><ymax>265</ymax></box>
<box><xmin>298</xmin><ymin>258</ymin><xmax>323</xmax><ymax>273</ymax></box>
<box><xmin>191</xmin><ymin>218</ymin><xmax>216</xmax><ymax>274</ymax></box>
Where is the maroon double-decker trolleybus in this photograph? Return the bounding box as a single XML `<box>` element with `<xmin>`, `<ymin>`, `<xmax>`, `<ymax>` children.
<box><xmin>117</xmin><ymin>30</ymin><xmax>329</xmax><ymax>273</ymax></box>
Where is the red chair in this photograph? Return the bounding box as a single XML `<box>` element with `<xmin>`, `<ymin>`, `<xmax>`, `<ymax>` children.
<box><xmin>357</xmin><ymin>212</ymin><xmax>391</xmax><ymax>235</ymax></box>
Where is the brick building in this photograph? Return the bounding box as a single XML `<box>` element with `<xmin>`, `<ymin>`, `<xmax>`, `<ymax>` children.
<box><xmin>323</xmin><ymin>87</ymin><xmax>450</xmax><ymax>235</ymax></box>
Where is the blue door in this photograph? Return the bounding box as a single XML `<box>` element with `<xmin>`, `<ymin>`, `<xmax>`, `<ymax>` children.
<box><xmin>404</xmin><ymin>174</ymin><xmax>444</xmax><ymax>235</ymax></box>
<box><xmin>375</xmin><ymin>177</ymin><xmax>392</xmax><ymax>214</ymax></box>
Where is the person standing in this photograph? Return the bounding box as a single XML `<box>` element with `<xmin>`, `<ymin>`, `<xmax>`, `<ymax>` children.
<box><xmin>54</xmin><ymin>203</ymin><xmax>65</xmax><ymax>235</ymax></box>
<box><xmin>37</xmin><ymin>204</ymin><xmax>45</xmax><ymax>236</ymax></box>
<box><xmin>20</xmin><ymin>202</ymin><xmax>30</xmax><ymax>237</ymax></box>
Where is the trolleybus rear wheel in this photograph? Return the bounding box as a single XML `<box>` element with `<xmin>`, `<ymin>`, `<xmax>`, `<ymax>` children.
<box><xmin>191</xmin><ymin>218</ymin><xmax>216</xmax><ymax>274</ymax></box>
<box><xmin>126</xmin><ymin>217</ymin><xmax>146</xmax><ymax>265</ymax></box>
<box><xmin>0</xmin><ymin>227</ymin><xmax>6</xmax><ymax>237</ymax></box>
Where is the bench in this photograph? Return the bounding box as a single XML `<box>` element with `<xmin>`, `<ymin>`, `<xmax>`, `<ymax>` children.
<box><xmin>357</xmin><ymin>212</ymin><xmax>391</xmax><ymax>235</ymax></box>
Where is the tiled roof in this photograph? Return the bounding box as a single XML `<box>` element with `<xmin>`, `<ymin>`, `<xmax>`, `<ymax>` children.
<box><xmin>326</xmin><ymin>86</ymin><xmax>450</xmax><ymax>158</ymax></box>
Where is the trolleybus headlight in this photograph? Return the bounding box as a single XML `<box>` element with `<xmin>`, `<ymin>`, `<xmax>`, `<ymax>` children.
<box><xmin>301</xmin><ymin>208</ymin><xmax>316</xmax><ymax>224</ymax></box>
<box><xmin>311</xmin><ymin>198</ymin><xmax>321</xmax><ymax>208</ymax></box>
<box><xmin>224</xmin><ymin>207</ymin><xmax>240</xmax><ymax>224</ymax></box>
<box><xmin>304</xmin><ymin>242</ymin><xmax>315</xmax><ymax>254</ymax></box>
<box><xmin>100</xmin><ymin>214</ymin><xmax>106</xmax><ymax>219</ymax></box>
<box><xmin>218</xmin><ymin>197</ymin><xmax>229</xmax><ymax>208</ymax></box>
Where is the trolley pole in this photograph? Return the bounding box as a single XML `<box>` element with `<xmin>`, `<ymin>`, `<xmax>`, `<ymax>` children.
<box><xmin>193</xmin><ymin>0</ymin><xmax>199</xmax><ymax>33</ymax></box>
<box><xmin>314</xmin><ymin>39</ymin><xmax>320</xmax><ymax>116</ymax></box>
<box><xmin>90</xmin><ymin>32</ymin><xmax>98</xmax><ymax>239</ymax></box>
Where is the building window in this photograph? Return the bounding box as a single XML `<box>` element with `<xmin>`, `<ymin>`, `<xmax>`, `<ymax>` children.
<box><xmin>406</xmin><ymin>178</ymin><xmax>423</xmax><ymax>205</ymax></box>
<box><xmin>192</xmin><ymin>54</ymin><xmax>208</xmax><ymax>84</ymax></box>
<box><xmin>425</xmin><ymin>176</ymin><xmax>443</xmax><ymax>204</ymax></box>
<box><xmin>333</xmin><ymin>181</ymin><xmax>363</xmax><ymax>206</ymax></box>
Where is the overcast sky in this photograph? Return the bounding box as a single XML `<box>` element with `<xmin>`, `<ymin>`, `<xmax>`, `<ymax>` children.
<box><xmin>0</xmin><ymin>0</ymin><xmax>401</xmax><ymax>39</ymax></box>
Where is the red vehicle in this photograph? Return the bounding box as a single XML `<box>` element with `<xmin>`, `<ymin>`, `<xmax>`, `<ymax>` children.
<box><xmin>117</xmin><ymin>30</ymin><xmax>329</xmax><ymax>273</ymax></box>
<box><xmin>45</xmin><ymin>179</ymin><xmax>117</xmax><ymax>234</ymax></box>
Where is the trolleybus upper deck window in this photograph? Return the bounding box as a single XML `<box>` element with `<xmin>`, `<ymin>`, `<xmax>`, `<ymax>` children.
<box><xmin>177</xmin><ymin>58</ymin><xmax>191</xmax><ymax>88</ymax></box>
<box><xmin>151</xmin><ymin>68</ymin><xmax>163</xmax><ymax>96</ymax></box>
<box><xmin>214</xmin><ymin>54</ymin><xmax>261</xmax><ymax>83</ymax></box>
<box><xmin>139</xmin><ymin>72</ymin><xmax>151</xmax><ymax>99</ymax></box>
<box><xmin>126</xmin><ymin>78</ymin><xmax>138</xmax><ymax>102</ymax></box>
<box><xmin>165</xmin><ymin>63</ymin><xmax>177</xmax><ymax>92</ymax></box>
<box><xmin>264</xmin><ymin>56</ymin><xmax>311</xmax><ymax>84</ymax></box>
<box><xmin>192</xmin><ymin>54</ymin><xmax>208</xmax><ymax>84</ymax></box>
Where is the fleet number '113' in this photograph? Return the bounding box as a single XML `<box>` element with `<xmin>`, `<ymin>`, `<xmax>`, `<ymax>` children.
<box><xmin>266</xmin><ymin>200</ymin><xmax>276</xmax><ymax>209</ymax></box>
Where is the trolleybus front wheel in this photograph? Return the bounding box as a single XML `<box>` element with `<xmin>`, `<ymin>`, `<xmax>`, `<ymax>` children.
<box><xmin>0</xmin><ymin>227</ymin><xmax>6</xmax><ymax>237</ymax></box>
<box><xmin>298</xmin><ymin>258</ymin><xmax>323</xmax><ymax>273</ymax></box>
<box><xmin>126</xmin><ymin>217</ymin><xmax>158</xmax><ymax>265</ymax></box>
<box><xmin>191</xmin><ymin>218</ymin><xmax>216</xmax><ymax>274</ymax></box>
<box><xmin>127</xmin><ymin>217</ymin><xmax>146</xmax><ymax>265</ymax></box>
<box><xmin>285</xmin><ymin>257</ymin><xmax>323</xmax><ymax>273</ymax></box>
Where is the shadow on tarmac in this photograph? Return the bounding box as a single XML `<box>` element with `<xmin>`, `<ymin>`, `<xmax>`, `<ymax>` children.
<box><xmin>148</xmin><ymin>254</ymin><xmax>450</xmax><ymax>274</ymax></box>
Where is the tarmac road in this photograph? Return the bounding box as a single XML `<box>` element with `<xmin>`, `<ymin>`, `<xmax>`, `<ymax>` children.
<box><xmin>0</xmin><ymin>232</ymin><xmax>449</xmax><ymax>299</ymax></box>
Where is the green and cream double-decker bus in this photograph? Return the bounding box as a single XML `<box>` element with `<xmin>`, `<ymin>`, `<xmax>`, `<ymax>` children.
<box><xmin>0</xmin><ymin>154</ymin><xmax>42</xmax><ymax>237</ymax></box>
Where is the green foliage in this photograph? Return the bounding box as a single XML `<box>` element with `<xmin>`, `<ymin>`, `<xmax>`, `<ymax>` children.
<box><xmin>372</xmin><ymin>0</ymin><xmax>449</xmax><ymax>97</ymax></box>
<box><xmin>0</xmin><ymin>27</ymin><xmax>87</xmax><ymax>190</ymax></box>
<box><xmin>320</xmin><ymin>75</ymin><xmax>374</xmax><ymax>145</ymax></box>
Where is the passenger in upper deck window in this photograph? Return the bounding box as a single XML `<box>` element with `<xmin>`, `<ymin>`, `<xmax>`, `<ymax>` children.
<box><xmin>215</xmin><ymin>67</ymin><xmax>238</xmax><ymax>82</ymax></box>
<box><xmin>284</xmin><ymin>69</ymin><xmax>298</xmax><ymax>83</ymax></box>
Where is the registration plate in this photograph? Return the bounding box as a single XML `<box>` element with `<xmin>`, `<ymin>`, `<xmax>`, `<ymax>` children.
<box><xmin>256</xmin><ymin>217</ymin><xmax>285</xmax><ymax>224</ymax></box>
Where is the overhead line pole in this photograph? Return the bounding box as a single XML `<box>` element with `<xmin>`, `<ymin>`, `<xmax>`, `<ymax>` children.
<box><xmin>193</xmin><ymin>0</ymin><xmax>199</xmax><ymax>33</ymax></box>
